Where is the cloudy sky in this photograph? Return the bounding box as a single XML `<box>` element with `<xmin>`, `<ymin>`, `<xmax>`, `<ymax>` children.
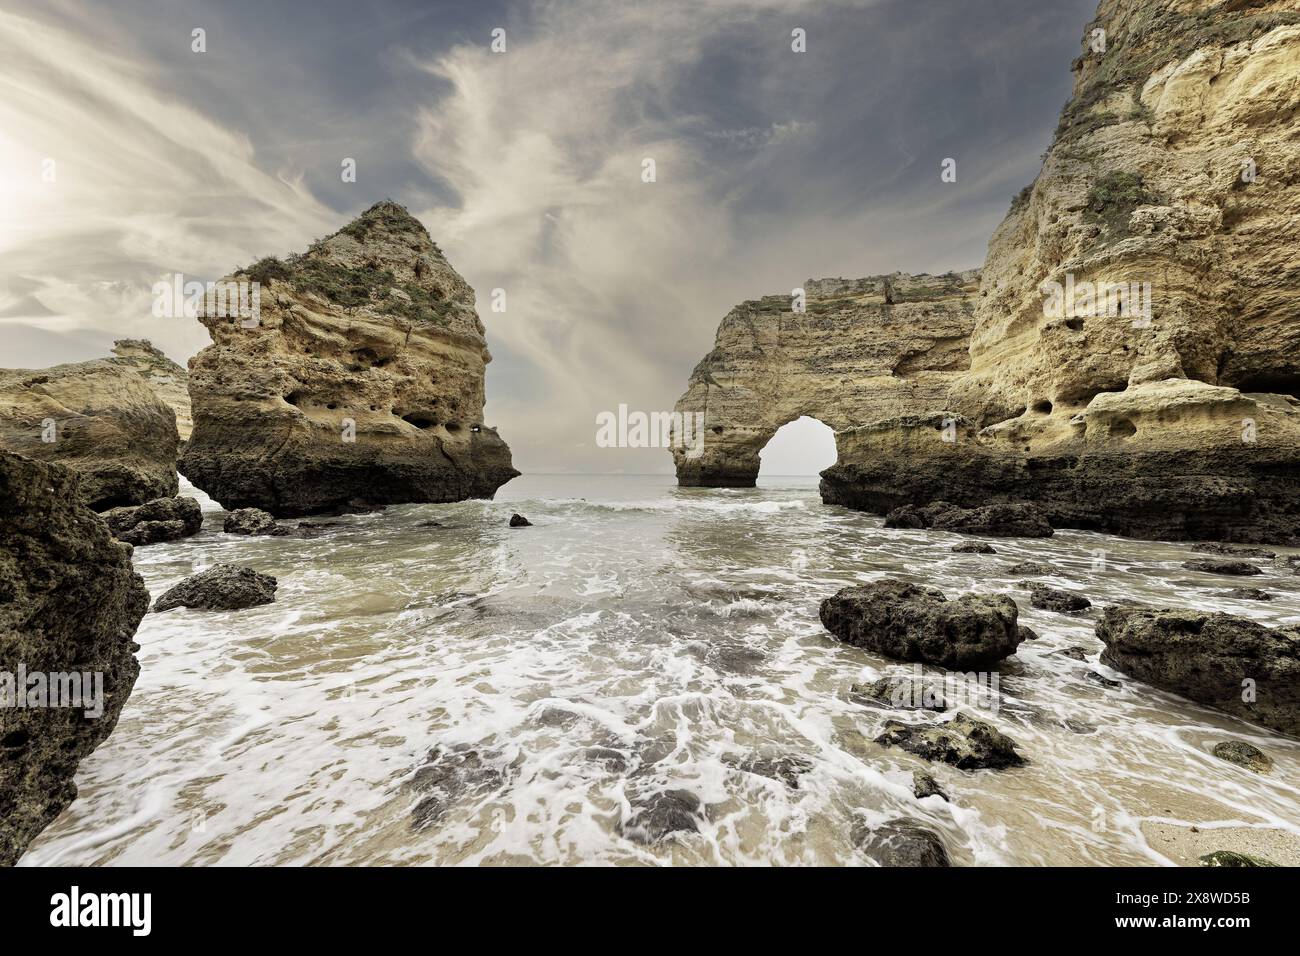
<box><xmin>0</xmin><ymin>0</ymin><xmax>1096</xmax><ymax>474</ymax></box>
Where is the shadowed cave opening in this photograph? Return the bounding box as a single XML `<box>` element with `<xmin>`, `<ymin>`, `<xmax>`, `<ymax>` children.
<box><xmin>757</xmin><ymin>416</ymin><xmax>837</xmax><ymax>480</ymax></box>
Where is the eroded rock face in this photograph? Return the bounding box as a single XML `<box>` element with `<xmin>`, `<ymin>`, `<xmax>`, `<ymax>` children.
<box><xmin>0</xmin><ymin>360</ymin><xmax>180</xmax><ymax>510</ymax></box>
<box><xmin>821</xmin><ymin>3</ymin><xmax>1300</xmax><ymax>543</ymax></box>
<box><xmin>0</xmin><ymin>452</ymin><xmax>148</xmax><ymax>866</ymax></box>
<box><xmin>180</xmin><ymin>200</ymin><xmax>518</xmax><ymax>516</ymax></box>
<box><xmin>111</xmin><ymin>339</ymin><xmax>192</xmax><ymax>441</ymax></box>
<box><xmin>672</xmin><ymin>272</ymin><xmax>978</xmax><ymax>486</ymax></box>
<box><xmin>1097</xmin><ymin>606</ymin><xmax>1300</xmax><ymax>735</ymax></box>
<box><xmin>820</xmin><ymin>580</ymin><xmax>1024</xmax><ymax>669</ymax></box>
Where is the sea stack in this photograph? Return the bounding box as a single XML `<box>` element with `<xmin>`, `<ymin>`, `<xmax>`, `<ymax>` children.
<box><xmin>180</xmin><ymin>200</ymin><xmax>518</xmax><ymax>516</ymax></box>
<box><xmin>0</xmin><ymin>451</ymin><xmax>148</xmax><ymax>866</ymax></box>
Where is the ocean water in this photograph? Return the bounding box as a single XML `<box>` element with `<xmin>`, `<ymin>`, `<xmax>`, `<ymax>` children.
<box><xmin>22</xmin><ymin>474</ymin><xmax>1300</xmax><ymax>866</ymax></box>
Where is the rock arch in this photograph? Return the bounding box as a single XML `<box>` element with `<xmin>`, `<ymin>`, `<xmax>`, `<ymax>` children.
<box><xmin>671</xmin><ymin>272</ymin><xmax>979</xmax><ymax>486</ymax></box>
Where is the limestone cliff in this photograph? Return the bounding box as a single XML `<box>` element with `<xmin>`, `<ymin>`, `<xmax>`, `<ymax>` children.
<box><xmin>672</xmin><ymin>272</ymin><xmax>978</xmax><ymax>486</ymax></box>
<box><xmin>111</xmin><ymin>339</ymin><xmax>192</xmax><ymax>440</ymax></box>
<box><xmin>677</xmin><ymin>0</ymin><xmax>1300</xmax><ymax>542</ymax></box>
<box><xmin>0</xmin><ymin>452</ymin><xmax>148</xmax><ymax>865</ymax></box>
<box><xmin>0</xmin><ymin>359</ymin><xmax>181</xmax><ymax>510</ymax></box>
<box><xmin>180</xmin><ymin>200</ymin><xmax>518</xmax><ymax>516</ymax></box>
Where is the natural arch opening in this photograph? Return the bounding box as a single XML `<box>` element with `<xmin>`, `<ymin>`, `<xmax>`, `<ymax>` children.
<box><xmin>757</xmin><ymin>416</ymin><xmax>837</xmax><ymax>481</ymax></box>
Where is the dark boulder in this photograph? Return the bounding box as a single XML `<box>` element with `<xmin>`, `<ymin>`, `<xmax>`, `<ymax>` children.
<box><xmin>509</xmin><ymin>513</ymin><xmax>532</xmax><ymax>527</ymax></box>
<box><xmin>1005</xmin><ymin>560</ymin><xmax>1053</xmax><ymax>576</ymax></box>
<box><xmin>1097</xmin><ymin>607</ymin><xmax>1300</xmax><ymax>736</ymax></box>
<box><xmin>1223</xmin><ymin>588</ymin><xmax>1271</xmax><ymax>601</ymax></box>
<box><xmin>152</xmin><ymin>564</ymin><xmax>277</xmax><ymax>613</ymax></box>
<box><xmin>951</xmin><ymin>542</ymin><xmax>997</xmax><ymax>554</ymax></box>
<box><xmin>101</xmin><ymin>495</ymin><xmax>202</xmax><ymax>546</ymax></box>
<box><xmin>1182</xmin><ymin>559</ymin><xmax>1263</xmax><ymax>576</ymax></box>
<box><xmin>1026</xmin><ymin>583</ymin><xmax>1092</xmax><ymax>613</ymax></box>
<box><xmin>875</xmin><ymin>712</ymin><xmax>1026</xmax><ymax>770</ymax></box>
<box><xmin>0</xmin><ymin>452</ymin><xmax>148</xmax><ymax>865</ymax></box>
<box><xmin>852</xmin><ymin>819</ymin><xmax>951</xmax><ymax>867</ymax></box>
<box><xmin>820</xmin><ymin>579</ymin><xmax>1024</xmax><ymax>669</ymax></box>
<box><xmin>223</xmin><ymin>507</ymin><xmax>287</xmax><ymax>536</ymax></box>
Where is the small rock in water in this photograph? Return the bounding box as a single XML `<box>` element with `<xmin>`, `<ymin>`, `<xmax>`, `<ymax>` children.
<box><xmin>1191</xmin><ymin>542</ymin><xmax>1275</xmax><ymax>559</ymax></box>
<box><xmin>416</xmin><ymin>520</ymin><xmax>443</xmax><ymax>528</ymax></box>
<box><xmin>1211</xmin><ymin>740</ymin><xmax>1273</xmax><ymax>774</ymax></box>
<box><xmin>852</xmin><ymin>819</ymin><xmax>951</xmax><ymax>867</ymax></box>
<box><xmin>1005</xmin><ymin>560</ymin><xmax>1053</xmax><ymax>576</ymax></box>
<box><xmin>152</xmin><ymin>564</ymin><xmax>277</xmax><ymax>612</ymax></box>
<box><xmin>407</xmin><ymin>746</ymin><xmax>506</xmax><ymax>831</ymax></box>
<box><xmin>820</xmin><ymin>579</ymin><xmax>1025</xmax><ymax>669</ymax></box>
<box><xmin>1054</xmin><ymin>646</ymin><xmax>1090</xmax><ymax>661</ymax></box>
<box><xmin>875</xmin><ymin>712</ymin><xmax>1025</xmax><ymax>770</ymax></box>
<box><xmin>1085</xmin><ymin>670</ymin><xmax>1121</xmax><ymax>689</ymax></box>
<box><xmin>1026</xmin><ymin>583</ymin><xmax>1092</xmax><ymax>613</ymax></box>
<box><xmin>101</xmin><ymin>495</ymin><xmax>203</xmax><ymax>546</ymax></box>
<box><xmin>1018</xmin><ymin>625</ymin><xmax>1040</xmax><ymax>641</ymax></box>
<box><xmin>912</xmin><ymin>770</ymin><xmax>948</xmax><ymax>802</ymax></box>
<box><xmin>1223</xmin><ymin>588</ymin><xmax>1271</xmax><ymax>601</ymax></box>
<box><xmin>1182</xmin><ymin>559</ymin><xmax>1263</xmax><ymax>576</ymax></box>
<box><xmin>850</xmin><ymin>676</ymin><xmax>947</xmax><ymax>712</ymax></box>
<box><xmin>951</xmin><ymin>542</ymin><xmax>997</xmax><ymax>554</ymax></box>
<box><xmin>509</xmin><ymin>513</ymin><xmax>532</xmax><ymax>527</ymax></box>
<box><xmin>620</xmin><ymin>788</ymin><xmax>702</xmax><ymax>845</ymax></box>
<box><xmin>223</xmin><ymin>507</ymin><xmax>288</xmax><ymax>536</ymax></box>
<box><xmin>1199</xmin><ymin>850</ymin><xmax>1279</xmax><ymax>868</ymax></box>
<box><xmin>725</xmin><ymin>753</ymin><xmax>814</xmax><ymax>789</ymax></box>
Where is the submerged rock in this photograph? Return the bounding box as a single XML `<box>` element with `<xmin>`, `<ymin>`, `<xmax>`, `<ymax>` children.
<box><xmin>0</xmin><ymin>452</ymin><xmax>148</xmax><ymax>865</ymax></box>
<box><xmin>875</xmin><ymin>713</ymin><xmax>1025</xmax><ymax>770</ymax></box>
<box><xmin>101</xmin><ymin>496</ymin><xmax>202</xmax><ymax>546</ymax></box>
<box><xmin>1054</xmin><ymin>646</ymin><xmax>1090</xmax><ymax>662</ymax></box>
<box><xmin>1097</xmin><ymin>607</ymin><xmax>1300</xmax><ymax>736</ymax></box>
<box><xmin>885</xmin><ymin>501</ymin><xmax>1053</xmax><ymax>538</ymax></box>
<box><xmin>0</xmin><ymin>359</ymin><xmax>180</xmax><ymax>509</ymax></box>
<box><xmin>1182</xmin><ymin>559</ymin><xmax>1264</xmax><ymax>577</ymax></box>
<box><xmin>1211</xmin><ymin>741</ymin><xmax>1273</xmax><ymax>774</ymax></box>
<box><xmin>223</xmin><ymin>507</ymin><xmax>287</xmax><ymax>537</ymax></box>
<box><xmin>407</xmin><ymin>746</ymin><xmax>506</xmax><ymax>831</ymax></box>
<box><xmin>1085</xmin><ymin>671</ymin><xmax>1121</xmax><ymax>689</ymax></box>
<box><xmin>1026</xmin><ymin>583</ymin><xmax>1092</xmax><ymax>613</ymax></box>
<box><xmin>180</xmin><ymin>200</ymin><xmax>517</xmax><ymax>517</ymax></box>
<box><xmin>1223</xmin><ymin>588</ymin><xmax>1272</xmax><ymax>601</ymax></box>
<box><xmin>152</xmin><ymin>564</ymin><xmax>277</xmax><ymax>613</ymax></box>
<box><xmin>294</xmin><ymin>520</ymin><xmax>344</xmax><ymax>538</ymax></box>
<box><xmin>850</xmin><ymin>676</ymin><xmax>947</xmax><ymax>712</ymax></box>
<box><xmin>1005</xmin><ymin>560</ymin><xmax>1053</xmax><ymax>576</ymax></box>
<box><xmin>820</xmin><ymin>579</ymin><xmax>1024</xmax><ymax>669</ymax></box>
<box><xmin>724</xmin><ymin>753</ymin><xmax>814</xmax><ymax>789</ymax></box>
<box><xmin>852</xmin><ymin>819</ymin><xmax>951</xmax><ymax>867</ymax></box>
<box><xmin>951</xmin><ymin>542</ymin><xmax>997</xmax><ymax>554</ymax></box>
<box><xmin>912</xmin><ymin>770</ymin><xmax>948</xmax><ymax>802</ymax></box>
<box><xmin>509</xmin><ymin>513</ymin><xmax>532</xmax><ymax>527</ymax></box>
<box><xmin>620</xmin><ymin>788</ymin><xmax>702</xmax><ymax>845</ymax></box>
